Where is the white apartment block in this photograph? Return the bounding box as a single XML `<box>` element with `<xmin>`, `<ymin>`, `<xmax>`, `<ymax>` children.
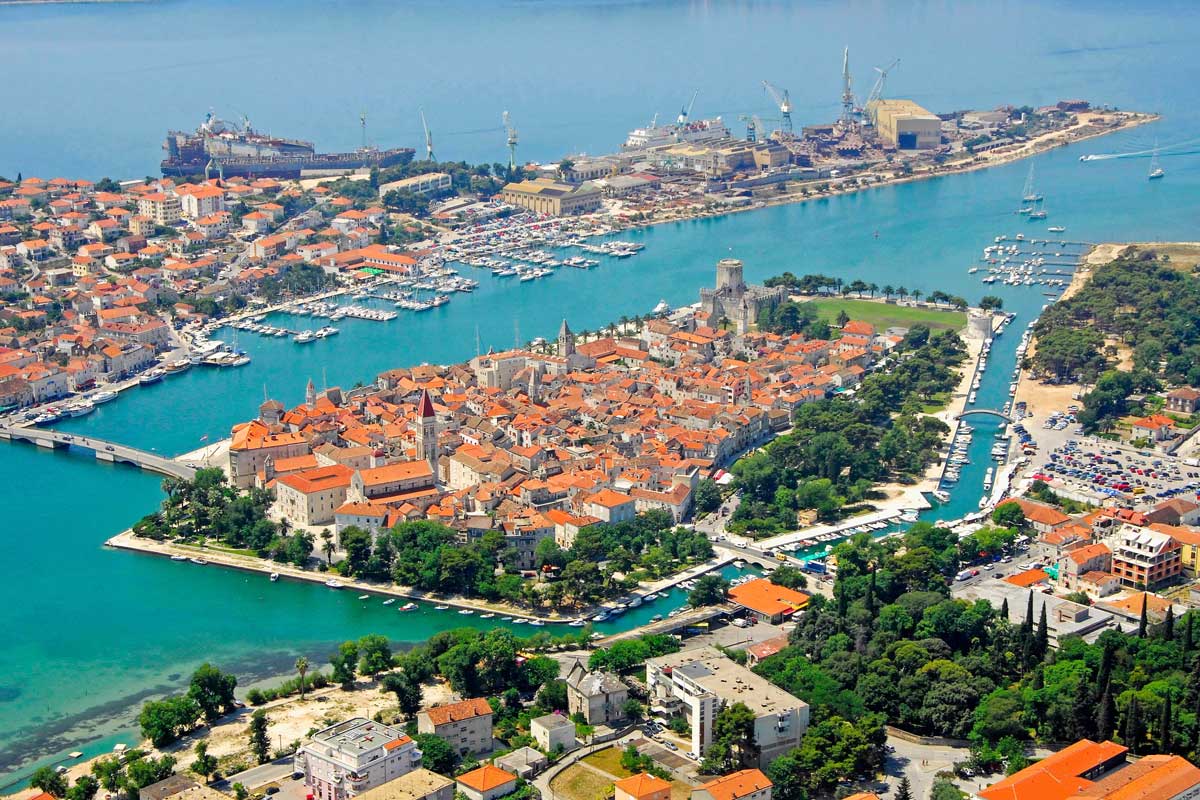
<box><xmin>645</xmin><ymin>647</ymin><xmax>808</xmax><ymax>765</ymax></box>
<box><xmin>295</xmin><ymin>717</ymin><xmax>423</xmax><ymax>800</ymax></box>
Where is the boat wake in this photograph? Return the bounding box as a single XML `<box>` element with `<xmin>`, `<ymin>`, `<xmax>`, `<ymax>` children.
<box><xmin>1081</xmin><ymin>134</ymin><xmax>1200</xmax><ymax>161</ymax></box>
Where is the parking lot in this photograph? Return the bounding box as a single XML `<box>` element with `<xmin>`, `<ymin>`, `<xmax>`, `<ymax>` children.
<box><xmin>1016</xmin><ymin>403</ymin><xmax>1200</xmax><ymax>509</ymax></box>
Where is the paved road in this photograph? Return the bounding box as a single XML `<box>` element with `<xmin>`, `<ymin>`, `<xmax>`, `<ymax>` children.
<box><xmin>0</xmin><ymin>425</ymin><xmax>197</xmax><ymax>480</ymax></box>
<box><xmin>214</xmin><ymin>757</ymin><xmax>295</xmax><ymax>792</ymax></box>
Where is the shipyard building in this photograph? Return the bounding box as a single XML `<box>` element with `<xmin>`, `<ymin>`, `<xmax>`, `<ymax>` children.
<box><xmin>499</xmin><ymin>177</ymin><xmax>602</xmax><ymax>216</ymax></box>
<box><xmin>867</xmin><ymin>99</ymin><xmax>942</xmax><ymax>150</ymax></box>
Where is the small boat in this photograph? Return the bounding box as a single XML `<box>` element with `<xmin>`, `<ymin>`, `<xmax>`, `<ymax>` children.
<box><xmin>650</xmin><ymin>614</ymin><xmax>664</xmax><ymax>622</ymax></box>
<box><xmin>382</xmin><ymin>598</ymin><xmax>395</xmax><ymax>605</ymax></box>
<box><xmin>434</xmin><ymin>604</ymin><xmax>450</xmax><ymax>610</ymax></box>
<box><xmin>499</xmin><ymin>616</ymin><xmax>513</xmax><ymax>622</ymax></box>
<box><xmin>269</xmin><ymin>573</ymin><xmax>279</xmax><ymax>582</ymax></box>
<box><xmin>358</xmin><ymin>594</ymin><xmax>371</xmax><ymax>601</ymax></box>
<box><xmin>189</xmin><ymin>558</ymin><xmax>208</xmax><ymax>565</ymax></box>
<box><xmin>170</xmin><ymin>554</ymin><xmax>188</xmax><ymax>561</ymax></box>
<box><xmin>480</xmin><ymin>612</ymin><xmax>496</xmax><ymax>619</ymax></box>
<box><xmin>401</xmin><ymin>602</ymin><xmax>417</xmax><ymax>611</ymax></box>
<box><xmin>458</xmin><ymin>609</ymin><xmax>474</xmax><ymax>615</ymax></box>
<box><xmin>568</xmin><ymin>620</ymin><xmax>585</xmax><ymax>627</ymax></box>
<box><xmin>325</xmin><ymin>580</ymin><xmax>345</xmax><ymax>589</ymax></box>
<box><xmin>294</xmin><ymin>330</ymin><xmax>316</xmax><ymax>344</ymax></box>
<box><xmin>1047</xmin><ymin>226</ymin><xmax>1065</xmax><ymax>233</ymax></box>
<box><xmin>512</xmin><ymin>618</ymin><xmax>528</xmax><ymax>624</ymax></box>
<box><xmin>529</xmin><ymin>619</ymin><xmax>545</xmax><ymax>627</ymax></box>
<box><xmin>138</xmin><ymin>369</ymin><xmax>164</xmax><ymax>386</ymax></box>
<box><xmin>91</xmin><ymin>390</ymin><xmax>119</xmax><ymax>404</ymax></box>
<box><xmin>1149</xmin><ymin>142</ymin><xmax>1165</xmax><ymax>180</ymax></box>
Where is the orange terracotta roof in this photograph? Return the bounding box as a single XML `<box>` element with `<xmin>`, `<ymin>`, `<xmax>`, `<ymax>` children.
<box><xmin>422</xmin><ymin>697</ymin><xmax>492</xmax><ymax>726</ymax></box>
<box><xmin>728</xmin><ymin>578</ymin><xmax>809</xmax><ymax>618</ymax></box>
<box><xmin>696</xmin><ymin>769</ymin><xmax>773</xmax><ymax>800</ymax></box>
<box><xmin>978</xmin><ymin>739</ymin><xmax>1127</xmax><ymax>800</ymax></box>
<box><xmin>1003</xmin><ymin>568</ymin><xmax>1050</xmax><ymax>588</ymax></box>
<box><xmin>456</xmin><ymin>765</ymin><xmax>515</xmax><ymax>793</ymax></box>
<box><xmin>615</xmin><ymin>773</ymin><xmax>671</xmax><ymax>799</ymax></box>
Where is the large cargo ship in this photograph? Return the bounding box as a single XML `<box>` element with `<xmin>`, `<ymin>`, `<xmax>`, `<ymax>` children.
<box><xmin>162</xmin><ymin>113</ymin><xmax>414</xmax><ymax>179</ymax></box>
<box><xmin>622</xmin><ymin>116</ymin><xmax>730</xmax><ymax>151</ymax></box>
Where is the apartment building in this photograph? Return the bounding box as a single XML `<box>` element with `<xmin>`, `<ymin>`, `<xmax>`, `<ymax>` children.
<box><xmin>295</xmin><ymin>718</ymin><xmax>422</xmax><ymax>800</ymax></box>
<box><xmin>416</xmin><ymin>697</ymin><xmax>493</xmax><ymax>756</ymax></box>
<box><xmin>1110</xmin><ymin>524</ymin><xmax>1182</xmax><ymax>588</ymax></box>
<box><xmin>645</xmin><ymin>648</ymin><xmax>808</xmax><ymax>764</ymax></box>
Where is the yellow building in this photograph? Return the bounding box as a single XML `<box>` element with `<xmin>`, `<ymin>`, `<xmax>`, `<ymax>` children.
<box><xmin>868</xmin><ymin>99</ymin><xmax>941</xmax><ymax>150</ymax></box>
<box><xmin>500</xmin><ymin>177</ymin><xmax>602</xmax><ymax>216</ymax></box>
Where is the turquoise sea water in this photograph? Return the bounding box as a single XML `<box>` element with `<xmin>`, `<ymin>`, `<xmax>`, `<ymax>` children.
<box><xmin>2</xmin><ymin>0</ymin><xmax>1200</xmax><ymax>785</ymax></box>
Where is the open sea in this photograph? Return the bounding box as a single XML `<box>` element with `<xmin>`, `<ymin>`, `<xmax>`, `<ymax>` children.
<box><xmin>1</xmin><ymin>0</ymin><xmax>1199</xmax><ymax>784</ymax></box>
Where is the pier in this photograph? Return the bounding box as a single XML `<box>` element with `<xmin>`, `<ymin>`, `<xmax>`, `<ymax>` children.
<box><xmin>0</xmin><ymin>425</ymin><xmax>196</xmax><ymax>480</ymax></box>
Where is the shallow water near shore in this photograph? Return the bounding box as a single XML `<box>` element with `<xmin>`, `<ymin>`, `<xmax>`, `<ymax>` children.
<box><xmin>3</xmin><ymin>0</ymin><xmax>1200</xmax><ymax>785</ymax></box>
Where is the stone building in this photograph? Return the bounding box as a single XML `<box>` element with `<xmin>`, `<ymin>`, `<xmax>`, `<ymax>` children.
<box><xmin>698</xmin><ymin>259</ymin><xmax>786</xmax><ymax>335</ymax></box>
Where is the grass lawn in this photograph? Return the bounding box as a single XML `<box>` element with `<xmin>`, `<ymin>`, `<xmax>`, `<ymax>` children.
<box><xmin>921</xmin><ymin>392</ymin><xmax>953</xmax><ymax>413</ymax></box>
<box><xmin>551</xmin><ymin>764</ymin><xmax>615</xmax><ymax>800</ymax></box>
<box><xmin>805</xmin><ymin>297</ymin><xmax>966</xmax><ymax>333</ymax></box>
<box><xmin>583</xmin><ymin>747</ymin><xmax>633</xmax><ymax>778</ymax></box>
<box><xmin>1132</xmin><ymin>242</ymin><xmax>1200</xmax><ymax>271</ymax></box>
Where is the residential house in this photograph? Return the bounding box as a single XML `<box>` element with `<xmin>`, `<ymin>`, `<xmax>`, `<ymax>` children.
<box><xmin>692</xmin><ymin>770</ymin><xmax>773</xmax><ymax>800</ymax></box>
<box><xmin>416</xmin><ymin>698</ymin><xmax>493</xmax><ymax>756</ymax></box>
<box><xmin>615</xmin><ymin>774</ymin><xmax>672</xmax><ymax>800</ymax></box>
<box><xmin>565</xmin><ymin>659</ymin><xmax>629</xmax><ymax>725</ymax></box>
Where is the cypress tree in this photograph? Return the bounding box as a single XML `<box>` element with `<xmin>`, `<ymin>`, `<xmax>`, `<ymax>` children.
<box><xmin>1184</xmin><ymin>612</ymin><xmax>1194</xmax><ymax>656</ymax></box>
<box><xmin>1163</xmin><ymin>606</ymin><xmax>1176</xmax><ymax>642</ymax></box>
<box><xmin>1035</xmin><ymin>603</ymin><xmax>1050</xmax><ymax>659</ymax></box>
<box><xmin>865</xmin><ymin>569</ymin><xmax>876</xmax><ymax>616</ymax></box>
<box><xmin>1097</xmin><ymin>644</ymin><xmax>1114</xmax><ymax>694</ymax></box>
<box><xmin>1097</xmin><ymin>679</ymin><xmax>1116</xmax><ymax>741</ymax></box>
<box><xmin>1001</xmin><ymin>597</ymin><xmax>1009</xmax><ymax>620</ymax></box>
<box><xmin>1159</xmin><ymin>692</ymin><xmax>1174</xmax><ymax>753</ymax></box>
<box><xmin>1072</xmin><ymin>677</ymin><xmax>1094</xmax><ymax>741</ymax></box>
<box><xmin>1032</xmin><ymin>665</ymin><xmax>1045</xmax><ymax>690</ymax></box>
<box><xmin>1124</xmin><ymin>696</ymin><xmax>1144</xmax><ymax>755</ymax></box>
<box><xmin>1188</xmin><ymin>655</ymin><xmax>1200</xmax><ymax>709</ymax></box>
<box><xmin>1138</xmin><ymin>597</ymin><xmax>1149</xmax><ymax>638</ymax></box>
<box><xmin>1023</xmin><ymin>590</ymin><xmax>1035</xmax><ymax>633</ymax></box>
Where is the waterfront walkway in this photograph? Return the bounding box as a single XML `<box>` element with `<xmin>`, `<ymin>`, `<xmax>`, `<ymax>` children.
<box><xmin>0</xmin><ymin>425</ymin><xmax>196</xmax><ymax>480</ymax></box>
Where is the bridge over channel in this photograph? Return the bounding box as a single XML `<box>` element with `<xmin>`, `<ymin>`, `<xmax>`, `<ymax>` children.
<box><xmin>955</xmin><ymin>408</ymin><xmax>1014</xmax><ymax>423</ymax></box>
<box><xmin>0</xmin><ymin>425</ymin><xmax>197</xmax><ymax>480</ymax></box>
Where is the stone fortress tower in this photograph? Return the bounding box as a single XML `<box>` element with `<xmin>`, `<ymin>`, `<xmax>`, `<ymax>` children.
<box><xmin>699</xmin><ymin>257</ymin><xmax>787</xmax><ymax>334</ymax></box>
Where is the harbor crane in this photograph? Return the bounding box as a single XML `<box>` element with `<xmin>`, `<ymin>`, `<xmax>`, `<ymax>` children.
<box><xmin>419</xmin><ymin>108</ymin><xmax>435</xmax><ymax>162</ymax></box>
<box><xmin>863</xmin><ymin>58</ymin><xmax>900</xmax><ymax>126</ymax></box>
<box><xmin>502</xmin><ymin>110</ymin><xmax>519</xmax><ymax>170</ymax></box>
<box><xmin>762</xmin><ymin>81</ymin><xmax>793</xmax><ymax>133</ymax></box>
<box><xmin>738</xmin><ymin>114</ymin><xmax>771</xmax><ymax>143</ymax></box>
<box><xmin>677</xmin><ymin>90</ymin><xmax>699</xmax><ymax>125</ymax></box>
<box><xmin>840</xmin><ymin>47</ymin><xmax>855</xmax><ymax>128</ymax></box>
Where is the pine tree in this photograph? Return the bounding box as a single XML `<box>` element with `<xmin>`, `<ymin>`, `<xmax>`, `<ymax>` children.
<box><xmin>1124</xmin><ymin>696</ymin><xmax>1144</xmax><ymax>755</ymax></box>
<box><xmin>1097</xmin><ymin>680</ymin><xmax>1116</xmax><ymax>741</ymax></box>
<box><xmin>1159</xmin><ymin>692</ymin><xmax>1174</xmax><ymax>753</ymax></box>
<box><xmin>1035</xmin><ymin>603</ymin><xmax>1050</xmax><ymax>660</ymax></box>
<box><xmin>895</xmin><ymin>776</ymin><xmax>913</xmax><ymax>800</ymax></box>
<box><xmin>1139</xmin><ymin>597</ymin><xmax>1149</xmax><ymax>638</ymax></box>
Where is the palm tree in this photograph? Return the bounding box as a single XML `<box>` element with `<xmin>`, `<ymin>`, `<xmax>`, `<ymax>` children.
<box><xmin>619</xmin><ymin>315</ymin><xmax>629</xmax><ymax>334</ymax></box>
<box><xmin>882</xmin><ymin>284</ymin><xmax>894</xmax><ymax>300</ymax></box>
<box><xmin>912</xmin><ymin>289</ymin><xmax>923</xmax><ymax>303</ymax></box>
<box><xmin>320</xmin><ymin>529</ymin><xmax>334</xmax><ymax>564</ymax></box>
<box><xmin>896</xmin><ymin>285</ymin><xmax>908</xmax><ymax>301</ymax></box>
<box><xmin>868</xmin><ymin>282</ymin><xmax>878</xmax><ymax>297</ymax></box>
<box><xmin>296</xmin><ymin>656</ymin><xmax>309</xmax><ymax>700</ymax></box>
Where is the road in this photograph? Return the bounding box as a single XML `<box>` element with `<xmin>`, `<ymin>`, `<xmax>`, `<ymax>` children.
<box><xmin>213</xmin><ymin>756</ymin><xmax>296</xmax><ymax>792</ymax></box>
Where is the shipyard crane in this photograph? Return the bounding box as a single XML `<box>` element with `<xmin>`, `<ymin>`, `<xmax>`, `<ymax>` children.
<box><xmin>502</xmin><ymin>110</ymin><xmax>519</xmax><ymax>170</ymax></box>
<box><xmin>840</xmin><ymin>47</ymin><xmax>855</xmax><ymax>128</ymax></box>
<box><xmin>863</xmin><ymin>58</ymin><xmax>900</xmax><ymax>126</ymax></box>
<box><xmin>677</xmin><ymin>90</ymin><xmax>699</xmax><ymax>125</ymax></box>
<box><xmin>737</xmin><ymin>114</ymin><xmax>758</xmax><ymax>143</ymax></box>
<box><xmin>762</xmin><ymin>81</ymin><xmax>793</xmax><ymax>134</ymax></box>
<box><xmin>419</xmin><ymin>108</ymin><xmax>435</xmax><ymax>162</ymax></box>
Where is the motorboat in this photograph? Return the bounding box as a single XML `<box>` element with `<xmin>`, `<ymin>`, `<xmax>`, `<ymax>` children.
<box><xmin>189</xmin><ymin>558</ymin><xmax>208</xmax><ymax>565</ymax></box>
<box><xmin>170</xmin><ymin>554</ymin><xmax>188</xmax><ymax>561</ymax></box>
<box><xmin>434</xmin><ymin>604</ymin><xmax>450</xmax><ymax>610</ymax></box>
<box><xmin>480</xmin><ymin>612</ymin><xmax>495</xmax><ymax>619</ymax></box>
<box><xmin>458</xmin><ymin>608</ymin><xmax>474</xmax><ymax>615</ymax></box>
<box><xmin>269</xmin><ymin>573</ymin><xmax>279</xmax><ymax>582</ymax></box>
<box><xmin>91</xmin><ymin>390</ymin><xmax>119</xmax><ymax>404</ymax></box>
<box><xmin>400</xmin><ymin>602</ymin><xmax>418</xmax><ymax>611</ymax></box>
<box><xmin>357</xmin><ymin>594</ymin><xmax>371</xmax><ymax>601</ymax></box>
<box><xmin>325</xmin><ymin>580</ymin><xmax>344</xmax><ymax>589</ymax></box>
<box><xmin>382</xmin><ymin>598</ymin><xmax>395</xmax><ymax>605</ymax></box>
<box><xmin>568</xmin><ymin>620</ymin><xmax>585</xmax><ymax>627</ymax></box>
<box><xmin>294</xmin><ymin>330</ymin><xmax>316</xmax><ymax>344</ymax></box>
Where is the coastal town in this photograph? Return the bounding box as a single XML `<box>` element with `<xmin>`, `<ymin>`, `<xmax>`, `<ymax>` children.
<box><xmin>6</xmin><ymin>27</ymin><xmax>1200</xmax><ymax>800</ymax></box>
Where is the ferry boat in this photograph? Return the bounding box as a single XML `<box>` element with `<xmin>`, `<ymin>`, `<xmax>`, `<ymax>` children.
<box><xmin>138</xmin><ymin>368</ymin><xmax>165</xmax><ymax>386</ymax></box>
<box><xmin>67</xmin><ymin>400</ymin><xmax>96</xmax><ymax>417</ymax></box>
<box><xmin>163</xmin><ymin>359</ymin><xmax>191</xmax><ymax>374</ymax></box>
<box><xmin>91</xmin><ymin>390</ymin><xmax>119</xmax><ymax>404</ymax></box>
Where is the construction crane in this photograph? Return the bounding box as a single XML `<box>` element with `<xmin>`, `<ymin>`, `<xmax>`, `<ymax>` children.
<box><xmin>737</xmin><ymin>114</ymin><xmax>758</xmax><ymax>143</ymax></box>
<box><xmin>762</xmin><ymin>81</ymin><xmax>793</xmax><ymax>134</ymax></box>
<box><xmin>677</xmin><ymin>90</ymin><xmax>699</xmax><ymax>125</ymax></box>
<box><xmin>863</xmin><ymin>58</ymin><xmax>900</xmax><ymax>126</ymax></box>
<box><xmin>419</xmin><ymin>108</ymin><xmax>435</xmax><ymax>162</ymax></box>
<box><xmin>840</xmin><ymin>47</ymin><xmax>855</xmax><ymax>128</ymax></box>
<box><xmin>502</xmin><ymin>110</ymin><xmax>519</xmax><ymax>170</ymax></box>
